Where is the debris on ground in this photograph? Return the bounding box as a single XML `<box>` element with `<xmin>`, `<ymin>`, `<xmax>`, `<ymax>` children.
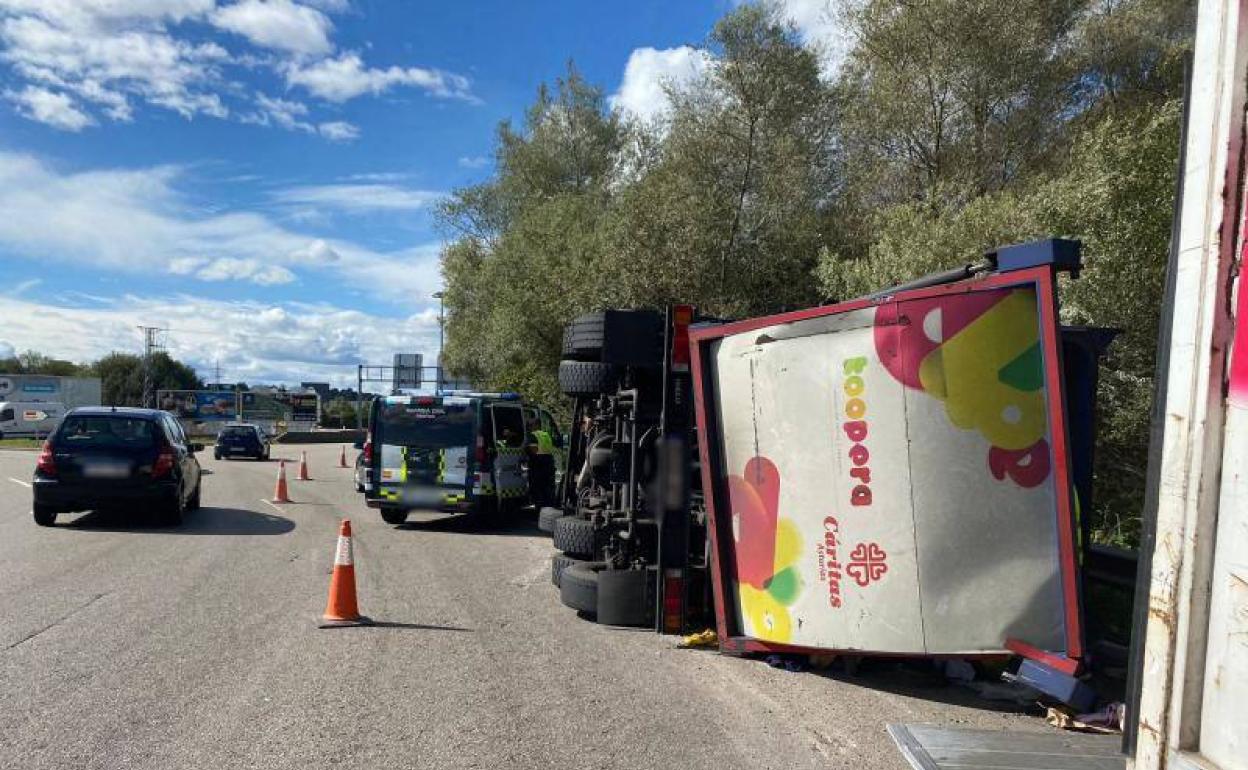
<box><xmin>1045</xmin><ymin>702</ymin><xmax>1125</xmax><ymax>734</ymax></box>
<box><xmin>676</xmin><ymin>629</ymin><xmax>718</xmax><ymax>649</ymax></box>
<box><xmin>764</xmin><ymin>654</ymin><xmax>807</xmax><ymax>672</ymax></box>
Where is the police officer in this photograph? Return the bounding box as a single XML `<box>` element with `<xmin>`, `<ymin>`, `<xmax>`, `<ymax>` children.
<box><xmin>525</xmin><ymin>415</ymin><xmax>556</xmax><ymax>508</ymax></box>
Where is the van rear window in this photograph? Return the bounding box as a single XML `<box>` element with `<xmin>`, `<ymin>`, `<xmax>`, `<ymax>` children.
<box><xmin>58</xmin><ymin>416</ymin><xmax>156</xmax><ymax>448</ymax></box>
<box><xmin>378</xmin><ymin>402</ymin><xmax>474</xmax><ymax>448</ymax></box>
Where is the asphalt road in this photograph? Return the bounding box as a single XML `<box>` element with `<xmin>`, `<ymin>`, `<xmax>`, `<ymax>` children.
<box><xmin>0</xmin><ymin>444</ymin><xmax>1044</xmax><ymax>769</ymax></box>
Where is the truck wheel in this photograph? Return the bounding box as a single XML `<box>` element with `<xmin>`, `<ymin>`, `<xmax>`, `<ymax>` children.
<box><xmin>537</xmin><ymin>506</ymin><xmax>562</xmax><ymax>534</ymax></box>
<box><xmin>561</xmin><ymin>313</ymin><xmax>605</xmax><ymax>360</ymax></box>
<box><xmin>560</xmin><ymin>562</ymin><xmax>604</xmax><ymax>614</ymax></box>
<box><xmin>551</xmin><ymin>553</ymin><xmax>586</xmax><ymax>587</ymax></box>
<box><xmin>380</xmin><ymin>507</ymin><xmax>407</xmax><ymax>525</ymax></box>
<box><xmin>553</xmin><ymin>516</ymin><xmax>598</xmax><ymax>558</ymax></box>
<box><xmin>598</xmin><ymin>568</ymin><xmax>652</xmax><ymax>627</ymax></box>
<box><xmin>33</xmin><ymin>504</ymin><xmax>56</xmax><ymax>527</ymax></box>
<box><xmin>558</xmin><ymin>360</ymin><xmax>617</xmax><ymax>397</ymax></box>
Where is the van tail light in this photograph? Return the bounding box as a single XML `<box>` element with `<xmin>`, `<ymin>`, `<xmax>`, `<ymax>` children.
<box><xmin>362</xmin><ymin>439</ymin><xmax>373</xmax><ymax>466</ymax></box>
<box><xmin>663</xmin><ymin>568</ymin><xmax>684</xmax><ymax>633</ymax></box>
<box><xmin>475</xmin><ymin>434</ymin><xmax>486</xmax><ymax>465</ymax></box>
<box><xmin>152</xmin><ymin>444</ymin><xmax>175</xmax><ymax>478</ymax></box>
<box><xmin>36</xmin><ymin>441</ymin><xmax>57</xmax><ymax>477</ymax></box>
<box><xmin>671</xmin><ymin>304</ymin><xmax>693</xmax><ymax>372</ymax></box>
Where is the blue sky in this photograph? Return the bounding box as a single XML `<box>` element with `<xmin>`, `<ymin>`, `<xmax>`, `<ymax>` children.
<box><xmin>0</xmin><ymin>0</ymin><xmax>834</xmax><ymax>386</ymax></box>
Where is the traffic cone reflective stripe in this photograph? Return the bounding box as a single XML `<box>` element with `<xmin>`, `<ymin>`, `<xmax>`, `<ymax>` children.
<box><xmin>319</xmin><ymin>519</ymin><xmax>372</xmax><ymax>628</ymax></box>
<box><xmin>272</xmin><ymin>460</ymin><xmax>291</xmax><ymax>503</ymax></box>
<box><xmin>298</xmin><ymin>450</ymin><xmax>311</xmax><ymax>481</ymax></box>
<box><xmin>338</xmin><ymin>445</ymin><xmax>348</xmax><ymax>468</ymax></box>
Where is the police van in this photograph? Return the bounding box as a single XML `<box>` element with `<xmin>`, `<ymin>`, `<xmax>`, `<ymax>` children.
<box><xmin>361</xmin><ymin>391</ymin><xmax>564</xmax><ymax>525</ymax></box>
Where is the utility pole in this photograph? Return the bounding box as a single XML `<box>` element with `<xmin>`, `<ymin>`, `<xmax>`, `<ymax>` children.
<box><xmin>432</xmin><ymin>290</ymin><xmax>445</xmax><ymax>392</ymax></box>
<box><xmin>214</xmin><ymin>359</ymin><xmax>221</xmax><ymax>388</ymax></box>
<box><xmin>137</xmin><ymin>326</ymin><xmax>164</xmax><ymax>409</ymax></box>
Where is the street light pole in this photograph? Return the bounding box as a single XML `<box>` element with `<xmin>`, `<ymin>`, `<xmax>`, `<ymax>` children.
<box><xmin>432</xmin><ymin>291</ymin><xmax>445</xmax><ymax>392</ymax></box>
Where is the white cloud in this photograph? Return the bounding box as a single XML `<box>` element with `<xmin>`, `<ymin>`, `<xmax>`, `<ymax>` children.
<box><xmin>317</xmin><ymin>119</ymin><xmax>358</xmax><ymax>141</ymax></box>
<box><xmin>610</xmin><ymin>45</ymin><xmax>711</xmax><ymax>122</ymax></box>
<box><xmin>0</xmin><ymin>11</ymin><xmax>230</xmax><ymax>122</ymax></box>
<box><xmin>300</xmin><ymin>0</ymin><xmax>351</xmax><ymax>12</ymax></box>
<box><xmin>6</xmin><ymin>85</ymin><xmax>92</xmax><ymax>130</ymax></box>
<box><xmin>0</xmin><ymin>151</ymin><xmax>443</xmax><ymax>302</ymax></box>
<box><xmin>0</xmin><ymin>293</ymin><xmax>441</xmax><ymax>387</ymax></box>
<box><xmin>286</xmin><ymin>52</ymin><xmax>474</xmax><ymax>102</ymax></box>
<box><xmin>272</xmin><ymin>183</ymin><xmax>441</xmax><ymax>212</ymax></box>
<box><xmin>210</xmin><ymin>0</ymin><xmax>334</xmax><ymax>56</ymax></box>
<box><xmin>741</xmin><ymin>0</ymin><xmax>850</xmax><ymax>75</ymax></box>
<box><xmin>195</xmin><ymin>257</ymin><xmax>296</xmax><ymax>285</ymax></box>
<box><xmin>251</xmin><ymin>91</ymin><xmax>311</xmax><ymax>130</ymax></box>
<box><xmin>457</xmin><ymin>155</ymin><xmax>488</xmax><ymax>169</ymax></box>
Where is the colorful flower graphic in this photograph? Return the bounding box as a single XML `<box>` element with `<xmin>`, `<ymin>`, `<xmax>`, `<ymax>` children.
<box><xmin>874</xmin><ymin>288</ymin><xmax>1053</xmax><ymax>487</ymax></box>
<box><xmin>728</xmin><ymin>456</ymin><xmax>803</xmax><ymax>642</ymax></box>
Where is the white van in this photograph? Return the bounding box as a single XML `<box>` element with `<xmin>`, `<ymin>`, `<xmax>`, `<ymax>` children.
<box><xmin>0</xmin><ymin>401</ymin><xmax>65</xmax><ymax>438</ymax></box>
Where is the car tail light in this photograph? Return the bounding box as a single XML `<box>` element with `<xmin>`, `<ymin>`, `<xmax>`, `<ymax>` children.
<box><xmin>671</xmin><ymin>304</ymin><xmax>693</xmax><ymax>372</ymax></box>
<box><xmin>152</xmin><ymin>444</ymin><xmax>175</xmax><ymax>478</ymax></box>
<box><xmin>362</xmin><ymin>438</ymin><xmax>373</xmax><ymax>466</ymax></box>
<box><xmin>35</xmin><ymin>441</ymin><xmax>56</xmax><ymax>477</ymax></box>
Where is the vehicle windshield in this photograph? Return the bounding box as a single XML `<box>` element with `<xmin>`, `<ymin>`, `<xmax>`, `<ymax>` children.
<box><xmin>220</xmin><ymin>426</ymin><xmax>256</xmax><ymax>438</ymax></box>
<box><xmin>378</xmin><ymin>402</ymin><xmax>473</xmax><ymax>448</ymax></box>
<box><xmin>58</xmin><ymin>416</ymin><xmax>155</xmax><ymax>448</ymax></box>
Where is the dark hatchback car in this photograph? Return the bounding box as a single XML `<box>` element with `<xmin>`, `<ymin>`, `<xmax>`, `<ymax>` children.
<box><xmin>32</xmin><ymin>407</ymin><xmax>203</xmax><ymax>527</ymax></box>
<box><xmin>213</xmin><ymin>423</ymin><xmax>270</xmax><ymax>460</ymax></box>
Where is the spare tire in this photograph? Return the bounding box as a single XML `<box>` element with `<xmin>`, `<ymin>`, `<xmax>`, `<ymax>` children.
<box><xmin>553</xmin><ymin>515</ymin><xmax>599</xmax><ymax>558</ymax></box>
<box><xmin>560</xmin><ymin>561</ymin><xmax>604</xmax><ymax>614</ymax></box>
<box><xmin>598</xmin><ymin>568</ymin><xmax>652</xmax><ymax>627</ymax></box>
<box><xmin>558</xmin><ymin>360</ymin><xmax>617</xmax><ymax>397</ymax></box>
<box><xmin>537</xmin><ymin>506</ymin><xmax>562</xmax><ymax>534</ymax></box>
<box><xmin>551</xmin><ymin>553</ymin><xmax>586</xmax><ymax>587</ymax></box>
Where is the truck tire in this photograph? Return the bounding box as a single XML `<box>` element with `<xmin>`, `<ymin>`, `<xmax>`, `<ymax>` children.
<box><xmin>537</xmin><ymin>506</ymin><xmax>562</xmax><ymax>534</ymax></box>
<box><xmin>597</xmin><ymin>568</ymin><xmax>652</xmax><ymax>627</ymax></box>
<box><xmin>553</xmin><ymin>515</ymin><xmax>598</xmax><ymax>558</ymax></box>
<box><xmin>551</xmin><ymin>553</ymin><xmax>586</xmax><ymax>587</ymax></box>
<box><xmin>561</xmin><ymin>313</ymin><xmax>605</xmax><ymax>360</ymax></box>
<box><xmin>560</xmin><ymin>561</ymin><xmax>604</xmax><ymax>614</ymax></box>
<box><xmin>558</xmin><ymin>360</ymin><xmax>617</xmax><ymax>397</ymax></box>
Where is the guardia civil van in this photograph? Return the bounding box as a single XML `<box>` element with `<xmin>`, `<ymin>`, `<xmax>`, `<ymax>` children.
<box><xmin>360</xmin><ymin>391</ymin><xmax>563</xmax><ymax>525</ymax></box>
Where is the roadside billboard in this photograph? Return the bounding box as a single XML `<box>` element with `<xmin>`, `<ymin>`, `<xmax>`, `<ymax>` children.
<box><xmin>158</xmin><ymin>390</ymin><xmax>238</xmax><ymax>420</ymax></box>
<box><xmin>691</xmin><ymin>267</ymin><xmax>1079</xmax><ymax>657</ymax></box>
<box><xmin>289</xmin><ymin>393</ymin><xmax>319</xmax><ymax>421</ymax></box>
<box><xmin>0</xmin><ymin>375</ymin><xmax>101</xmax><ymax>409</ymax></box>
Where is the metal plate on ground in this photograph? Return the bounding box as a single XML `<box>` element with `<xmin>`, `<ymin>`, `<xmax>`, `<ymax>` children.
<box><xmin>887</xmin><ymin>724</ymin><xmax>1125</xmax><ymax>770</ymax></box>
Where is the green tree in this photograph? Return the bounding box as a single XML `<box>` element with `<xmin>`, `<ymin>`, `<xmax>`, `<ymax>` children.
<box><xmin>90</xmin><ymin>352</ymin><xmax>202</xmax><ymax>407</ymax></box>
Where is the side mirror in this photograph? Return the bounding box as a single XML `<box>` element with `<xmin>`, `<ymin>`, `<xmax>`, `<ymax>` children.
<box><xmin>190</xmin><ymin>443</ymin><xmax>204</xmax><ymax>453</ymax></box>
<box><xmin>353</xmin><ymin>440</ymin><xmax>364</xmax><ymax>450</ymax></box>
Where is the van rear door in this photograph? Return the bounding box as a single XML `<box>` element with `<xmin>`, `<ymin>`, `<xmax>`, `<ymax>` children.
<box><xmin>375</xmin><ymin>397</ymin><xmax>474</xmax><ymax>508</ymax></box>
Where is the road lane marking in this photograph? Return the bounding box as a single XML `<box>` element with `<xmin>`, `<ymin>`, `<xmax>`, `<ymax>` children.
<box><xmin>260</xmin><ymin>499</ymin><xmax>285</xmax><ymax>513</ymax></box>
<box><xmin>7</xmin><ymin>477</ymin><xmax>31</xmax><ymax>488</ymax></box>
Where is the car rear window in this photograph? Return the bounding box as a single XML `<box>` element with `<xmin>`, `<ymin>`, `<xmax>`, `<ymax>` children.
<box><xmin>58</xmin><ymin>416</ymin><xmax>156</xmax><ymax>448</ymax></box>
<box><xmin>221</xmin><ymin>426</ymin><xmax>256</xmax><ymax>438</ymax></box>
<box><xmin>378</xmin><ymin>402</ymin><xmax>474</xmax><ymax>448</ymax></box>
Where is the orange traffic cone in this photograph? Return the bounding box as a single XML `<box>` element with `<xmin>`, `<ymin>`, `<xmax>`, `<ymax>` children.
<box><xmin>272</xmin><ymin>460</ymin><xmax>291</xmax><ymax>503</ymax></box>
<box><xmin>297</xmin><ymin>450</ymin><xmax>311</xmax><ymax>480</ymax></box>
<box><xmin>319</xmin><ymin>519</ymin><xmax>372</xmax><ymax>628</ymax></box>
<box><xmin>338</xmin><ymin>445</ymin><xmax>348</xmax><ymax>468</ymax></box>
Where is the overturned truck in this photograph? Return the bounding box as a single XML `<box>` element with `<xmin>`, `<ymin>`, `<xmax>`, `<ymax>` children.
<box><xmin>544</xmin><ymin>238</ymin><xmax>1110</xmax><ymax>672</ymax></box>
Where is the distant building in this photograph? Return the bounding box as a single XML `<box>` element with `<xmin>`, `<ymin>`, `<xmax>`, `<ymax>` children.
<box><xmin>300</xmin><ymin>382</ymin><xmax>331</xmax><ymax>398</ymax></box>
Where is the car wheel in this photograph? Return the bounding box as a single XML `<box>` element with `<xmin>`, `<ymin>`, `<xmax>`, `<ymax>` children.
<box><xmin>213</xmin><ymin>450</ymin><xmax>221</xmax><ymax>460</ymax></box>
<box><xmin>164</xmin><ymin>490</ymin><xmax>185</xmax><ymax>526</ymax></box>
<box><xmin>187</xmin><ymin>480</ymin><xmax>201</xmax><ymax>511</ymax></box>
<box><xmin>33</xmin><ymin>504</ymin><xmax>56</xmax><ymax>527</ymax></box>
<box><xmin>552</xmin><ymin>515</ymin><xmax>599</xmax><ymax>558</ymax></box>
<box><xmin>560</xmin><ymin>561</ymin><xmax>604</xmax><ymax>614</ymax></box>
<box><xmin>380</xmin><ymin>507</ymin><xmax>407</xmax><ymax>525</ymax></box>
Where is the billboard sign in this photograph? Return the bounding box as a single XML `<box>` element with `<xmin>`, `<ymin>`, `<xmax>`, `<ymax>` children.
<box><xmin>393</xmin><ymin>353</ymin><xmax>423</xmax><ymax>390</ymax></box>
<box><xmin>158</xmin><ymin>390</ymin><xmax>238</xmax><ymax>420</ymax></box>
<box><xmin>0</xmin><ymin>375</ymin><xmax>101</xmax><ymax>408</ymax></box>
<box><xmin>289</xmin><ymin>393</ymin><xmax>319</xmax><ymax>421</ymax></box>
<box><xmin>692</xmin><ymin>268</ymin><xmax>1079</xmax><ymax>657</ymax></box>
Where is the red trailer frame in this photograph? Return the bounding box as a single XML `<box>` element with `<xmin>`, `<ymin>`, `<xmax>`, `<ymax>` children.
<box><xmin>688</xmin><ymin>266</ymin><xmax>1083</xmax><ymax>660</ymax></box>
